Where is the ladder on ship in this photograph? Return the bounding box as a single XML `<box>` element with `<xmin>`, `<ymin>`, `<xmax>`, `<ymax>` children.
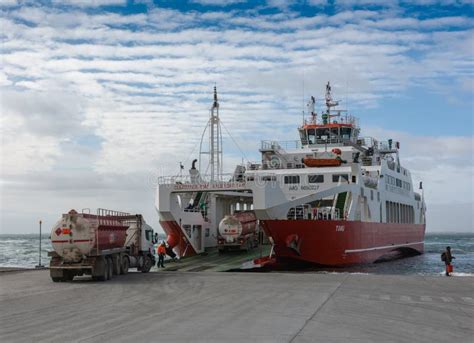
<box><xmin>192</xmin><ymin>192</ymin><xmax>203</xmax><ymax>208</ymax></box>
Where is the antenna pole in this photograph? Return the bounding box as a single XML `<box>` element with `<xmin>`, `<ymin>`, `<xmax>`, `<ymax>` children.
<box><xmin>209</xmin><ymin>86</ymin><xmax>222</xmax><ymax>183</ymax></box>
<box><xmin>302</xmin><ymin>75</ymin><xmax>305</xmax><ymax>125</ymax></box>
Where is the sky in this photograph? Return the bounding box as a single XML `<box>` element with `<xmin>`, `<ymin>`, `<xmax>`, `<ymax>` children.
<box><xmin>0</xmin><ymin>0</ymin><xmax>473</xmax><ymax>234</ymax></box>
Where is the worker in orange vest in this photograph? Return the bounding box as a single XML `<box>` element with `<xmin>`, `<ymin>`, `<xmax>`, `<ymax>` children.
<box><xmin>157</xmin><ymin>242</ymin><xmax>166</xmax><ymax>268</ymax></box>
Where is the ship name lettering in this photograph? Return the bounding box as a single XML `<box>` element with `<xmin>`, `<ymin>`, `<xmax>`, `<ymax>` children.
<box><xmin>301</xmin><ymin>185</ymin><xmax>319</xmax><ymax>191</ymax></box>
<box><xmin>336</xmin><ymin>225</ymin><xmax>345</xmax><ymax>232</ymax></box>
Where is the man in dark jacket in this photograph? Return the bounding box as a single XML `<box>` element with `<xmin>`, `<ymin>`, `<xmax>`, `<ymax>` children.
<box><xmin>441</xmin><ymin>246</ymin><xmax>455</xmax><ymax>276</ymax></box>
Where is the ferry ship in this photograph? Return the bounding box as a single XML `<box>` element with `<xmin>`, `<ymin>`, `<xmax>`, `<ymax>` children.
<box><xmin>247</xmin><ymin>83</ymin><xmax>426</xmax><ymax>265</ymax></box>
<box><xmin>155</xmin><ymin>84</ymin><xmax>426</xmax><ymax>266</ymax></box>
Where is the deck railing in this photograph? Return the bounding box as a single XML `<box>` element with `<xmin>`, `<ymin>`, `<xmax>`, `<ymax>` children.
<box><xmin>260</xmin><ymin>140</ymin><xmax>301</xmax><ymax>151</ymax></box>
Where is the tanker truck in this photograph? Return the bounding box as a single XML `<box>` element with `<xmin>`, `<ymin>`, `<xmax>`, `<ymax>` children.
<box><xmin>48</xmin><ymin>209</ymin><xmax>156</xmax><ymax>282</ymax></box>
<box><xmin>217</xmin><ymin>211</ymin><xmax>258</xmax><ymax>252</ymax></box>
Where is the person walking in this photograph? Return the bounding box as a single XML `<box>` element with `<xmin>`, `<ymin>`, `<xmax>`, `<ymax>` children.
<box><xmin>441</xmin><ymin>246</ymin><xmax>455</xmax><ymax>276</ymax></box>
<box><xmin>157</xmin><ymin>242</ymin><xmax>166</xmax><ymax>268</ymax></box>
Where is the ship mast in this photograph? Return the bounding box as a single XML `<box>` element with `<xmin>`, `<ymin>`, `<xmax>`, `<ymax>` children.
<box><xmin>209</xmin><ymin>86</ymin><xmax>223</xmax><ymax>182</ymax></box>
<box><xmin>199</xmin><ymin>87</ymin><xmax>223</xmax><ymax>182</ymax></box>
<box><xmin>323</xmin><ymin>81</ymin><xmax>340</xmax><ymax>124</ymax></box>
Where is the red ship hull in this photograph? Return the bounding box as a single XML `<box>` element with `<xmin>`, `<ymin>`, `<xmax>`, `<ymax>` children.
<box><xmin>160</xmin><ymin>220</ymin><xmax>197</xmax><ymax>257</ymax></box>
<box><xmin>260</xmin><ymin>220</ymin><xmax>425</xmax><ymax>266</ymax></box>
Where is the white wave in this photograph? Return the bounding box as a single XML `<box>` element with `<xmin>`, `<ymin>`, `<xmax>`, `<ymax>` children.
<box><xmin>437</xmin><ymin>271</ymin><xmax>474</xmax><ymax>277</ymax></box>
<box><xmin>451</xmin><ymin>272</ymin><xmax>474</xmax><ymax>277</ymax></box>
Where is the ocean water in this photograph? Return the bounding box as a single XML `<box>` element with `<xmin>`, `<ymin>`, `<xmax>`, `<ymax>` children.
<box><xmin>0</xmin><ymin>233</ymin><xmax>472</xmax><ymax>276</ymax></box>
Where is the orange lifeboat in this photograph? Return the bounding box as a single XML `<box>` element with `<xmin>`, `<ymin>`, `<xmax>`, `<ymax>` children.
<box><xmin>303</xmin><ymin>157</ymin><xmax>342</xmax><ymax>167</ymax></box>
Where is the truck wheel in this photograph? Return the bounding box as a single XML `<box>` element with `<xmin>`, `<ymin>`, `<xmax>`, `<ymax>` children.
<box><xmin>92</xmin><ymin>257</ymin><xmax>107</xmax><ymax>281</ymax></box>
<box><xmin>105</xmin><ymin>258</ymin><xmax>113</xmax><ymax>280</ymax></box>
<box><xmin>50</xmin><ymin>269</ymin><xmax>64</xmax><ymax>282</ymax></box>
<box><xmin>121</xmin><ymin>256</ymin><xmax>129</xmax><ymax>275</ymax></box>
<box><xmin>141</xmin><ymin>255</ymin><xmax>152</xmax><ymax>273</ymax></box>
<box><xmin>109</xmin><ymin>258</ymin><xmax>114</xmax><ymax>279</ymax></box>
<box><xmin>63</xmin><ymin>270</ymin><xmax>75</xmax><ymax>282</ymax></box>
<box><xmin>112</xmin><ymin>254</ymin><xmax>121</xmax><ymax>275</ymax></box>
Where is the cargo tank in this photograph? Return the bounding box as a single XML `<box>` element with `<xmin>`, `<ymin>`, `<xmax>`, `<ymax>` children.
<box><xmin>217</xmin><ymin>211</ymin><xmax>258</xmax><ymax>252</ymax></box>
<box><xmin>49</xmin><ymin>209</ymin><xmax>156</xmax><ymax>282</ymax></box>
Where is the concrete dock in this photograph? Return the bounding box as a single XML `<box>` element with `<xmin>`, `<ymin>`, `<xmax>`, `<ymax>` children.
<box><xmin>0</xmin><ymin>270</ymin><xmax>472</xmax><ymax>342</ymax></box>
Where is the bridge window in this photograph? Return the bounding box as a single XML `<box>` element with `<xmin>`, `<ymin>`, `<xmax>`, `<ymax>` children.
<box><xmin>299</xmin><ymin>129</ymin><xmax>308</xmax><ymax>144</ymax></box>
<box><xmin>307</xmin><ymin>129</ymin><xmax>316</xmax><ymax>144</ymax></box>
<box><xmin>284</xmin><ymin>175</ymin><xmax>300</xmax><ymax>184</ymax></box>
<box><xmin>308</xmin><ymin>174</ymin><xmax>324</xmax><ymax>183</ymax></box>
<box><xmin>341</xmin><ymin>127</ymin><xmax>352</xmax><ymax>140</ymax></box>
<box><xmin>316</xmin><ymin>128</ymin><xmax>327</xmax><ymax>141</ymax></box>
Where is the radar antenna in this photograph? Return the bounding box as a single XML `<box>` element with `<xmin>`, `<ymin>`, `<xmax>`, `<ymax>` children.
<box><xmin>307</xmin><ymin>96</ymin><xmax>316</xmax><ymax>124</ymax></box>
<box><xmin>323</xmin><ymin>81</ymin><xmax>341</xmax><ymax>124</ymax></box>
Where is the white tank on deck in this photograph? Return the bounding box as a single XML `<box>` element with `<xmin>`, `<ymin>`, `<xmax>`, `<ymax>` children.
<box><xmin>218</xmin><ymin>211</ymin><xmax>257</xmax><ymax>243</ymax></box>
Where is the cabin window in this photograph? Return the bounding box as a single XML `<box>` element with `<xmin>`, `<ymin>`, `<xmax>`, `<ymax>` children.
<box><xmin>183</xmin><ymin>224</ymin><xmax>191</xmax><ymax>237</ymax></box>
<box><xmin>307</xmin><ymin>129</ymin><xmax>316</xmax><ymax>144</ymax></box>
<box><xmin>205</xmin><ymin>228</ymin><xmax>210</xmax><ymax>237</ymax></box>
<box><xmin>396</xmin><ymin>179</ymin><xmax>402</xmax><ymax>187</ymax></box>
<box><xmin>261</xmin><ymin>176</ymin><xmax>276</xmax><ymax>182</ymax></box>
<box><xmin>316</xmin><ymin>128</ymin><xmax>327</xmax><ymax>141</ymax></box>
<box><xmin>330</xmin><ymin>128</ymin><xmax>339</xmax><ymax>140</ymax></box>
<box><xmin>145</xmin><ymin>230</ymin><xmax>153</xmax><ymax>241</ymax></box>
<box><xmin>299</xmin><ymin>129</ymin><xmax>308</xmax><ymax>144</ymax></box>
<box><xmin>284</xmin><ymin>175</ymin><xmax>300</xmax><ymax>184</ymax></box>
<box><xmin>386</xmin><ymin>201</ymin><xmax>390</xmax><ymax>222</ymax></box>
<box><xmin>308</xmin><ymin>174</ymin><xmax>324</xmax><ymax>183</ymax></box>
<box><xmin>333</xmin><ymin>174</ymin><xmax>349</xmax><ymax>182</ymax></box>
<box><xmin>402</xmin><ymin>181</ymin><xmax>411</xmax><ymax>191</ymax></box>
<box><xmin>341</xmin><ymin>127</ymin><xmax>352</xmax><ymax>140</ymax></box>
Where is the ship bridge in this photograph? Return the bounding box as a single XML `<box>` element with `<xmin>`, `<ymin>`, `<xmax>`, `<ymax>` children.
<box><xmin>299</xmin><ymin>121</ymin><xmax>359</xmax><ymax>146</ymax></box>
<box><xmin>298</xmin><ymin>81</ymin><xmax>360</xmax><ymax>147</ymax></box>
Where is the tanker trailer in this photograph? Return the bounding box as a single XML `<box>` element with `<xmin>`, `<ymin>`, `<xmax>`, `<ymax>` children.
<box><xmin>48</xmin><ymin>209</ymin><xmax>156</xmax><ymax>282</ymax></box>
<box><xmin>217</xmin><ymin>211</ymin><xmax>258</xmax><ymax>252</ymax></box>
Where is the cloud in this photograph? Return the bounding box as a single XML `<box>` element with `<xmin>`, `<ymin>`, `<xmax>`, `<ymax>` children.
<box><xmin>190</xmin><ymin>0</ymin><xmax>246</xmax><ymax>6</ymax></box>
<box><xmin>335</xmin><ymin>0</ymin><xmax>473</xmax><ymax>7</ymax></box>
<box><xmin>0</xmin><ymin>2</ymin><xmax>472</xmax><ymax>233</ymax></box>
<box><xmin>52</xmin><ymin>0</ymin><xmax>127</xmax><ymax>7</ymax></box>
<box><xmin>0</xmin><ymin>0</ymin><xmax>18</xmax><ymax>7</ymax></box>
<box><xmin>307</xmin><ymin>0</ymin><xmax>328</xmax><ymax>6</ymax></box>
<box><xmin>364</xmin><ymin>127</ymin><xmax>474</xmax><ymax>206</ymax></box>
